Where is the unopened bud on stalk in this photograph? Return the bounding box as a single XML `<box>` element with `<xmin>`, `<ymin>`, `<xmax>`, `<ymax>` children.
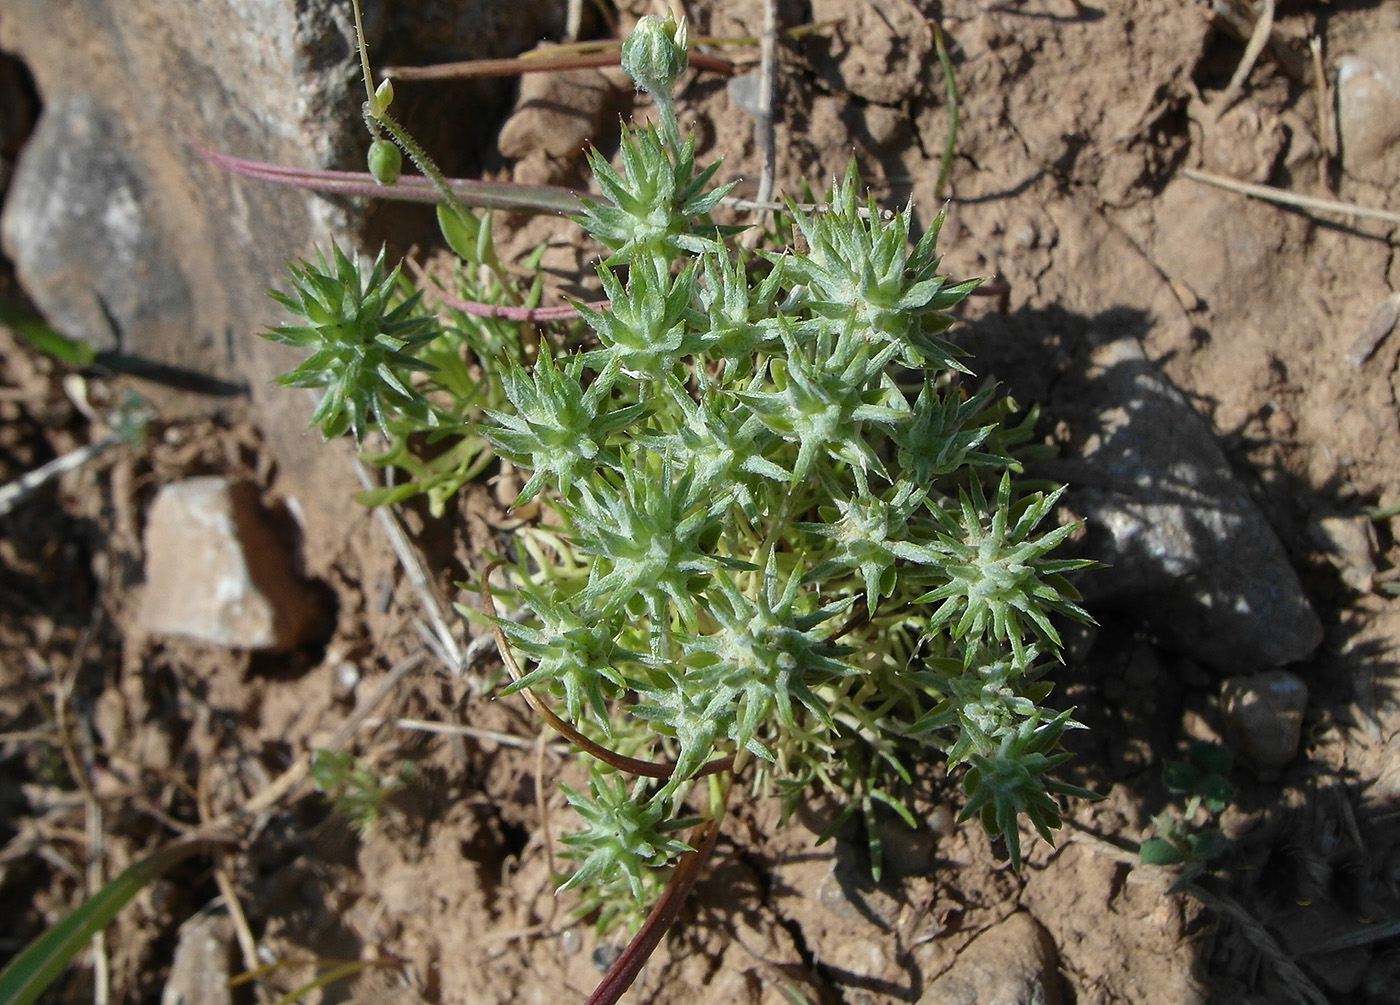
<box><xmin>621</xmin><ymin>14</ymin><xmax>688</xmax><ymax>99</ymax></box>
<box><xmin>373</xmin><ymin>77</ymin><xmax>395</xmax><ymax>112</ymax></box>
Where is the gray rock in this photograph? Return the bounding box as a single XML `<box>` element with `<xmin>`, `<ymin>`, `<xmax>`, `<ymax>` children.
<box><xmin>161</xmin><ymin>911</ymin><xmax>236</xmax><ymax>1005</ymax></box>
<box><xmin>1221</xmin><ymin>670</ymin><xmax>1309</xmax><ymax>770</ymax></box>
<box><xmin>139</xmin><ymin>476</ymin><xmax>322</xmax><ymax>650</ymax></box>
<box><xmin>0</xmin><ymin>0</ymin><xmax>569</xmax><ymax>536</ymax></box>
<box><xmin>2</xmin><ymin>93</ymin><xmax>193</xmax><ymax>357</ymax></box>
<box><xmin>1312</xmin><ymin>512</ymin><xmax>1377</xmax><ymax>594</ymax></box>
<box><xmin>1063</xmin><ymin>335</ymin><xmax>1322</xmax><ymax>674</ymax></box>
<box><xmin>919</xmin><ymin>911</ymin><xmax>1063</xmax><ymax>1005</ymax></box>
<box><xmin>1336</xmin><ymin>25</ymin><xmax>1400</xmax><ymax>185</ymax></box>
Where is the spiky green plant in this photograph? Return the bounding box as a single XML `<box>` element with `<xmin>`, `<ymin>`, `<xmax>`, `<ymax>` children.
<box><xmin>259</xmin><ymin>8</ymin><xmax>1098</xmax><ymax>993</ymax></box>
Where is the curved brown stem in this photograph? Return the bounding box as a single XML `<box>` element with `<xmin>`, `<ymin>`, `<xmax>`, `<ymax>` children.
<box><xmin>583</xmin><ymin>812</ymin><xmax>725</xmax><ymax>1005</ymax></box>
<box><xmin>480</xmin><ymin>562</ymin><xmax>733</xmax><ymax>780</ymax></box>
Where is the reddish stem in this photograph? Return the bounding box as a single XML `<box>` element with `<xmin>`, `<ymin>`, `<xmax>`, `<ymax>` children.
<box><xmin>197</xmin><ymin>145</ymin><xmax>584</xmax><ymax>214</ymax></box>
<box><xmin>430</xmin><ymin>287</ymin><xmax>609</xmax><ymax>324</ymax></box>
<box><xmin>383</xmin><ymin>50</ymin><xmax>737</xmax><ymax>82</ymax></box>
<box><xmin>583</xmin><ymin>814</ymin><xmax>724</xmax><ymax>1005</ymax></box>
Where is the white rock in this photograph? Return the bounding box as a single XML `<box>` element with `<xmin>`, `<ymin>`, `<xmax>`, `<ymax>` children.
<box><xmin>1337</xmin><ymin>33</ymin><xmax>1400</xmax><ymax>185</ymax></box>
<box><xmin>139</xmin><ymin>476</ymin><xmax>320</xmax><ymax>650</ymax></box>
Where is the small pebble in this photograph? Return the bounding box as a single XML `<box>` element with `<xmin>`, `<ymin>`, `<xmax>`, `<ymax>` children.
<box><xmin>1221</xmin><ymin>670</ymin><xmax>1309</xmax><ymax>771</ymax></box>
<box><xmin>727</xmin><ymin>72</ymin><xmax>763</xmax><ymax>116</ymax></box>
<box><xmin>592</xmin><ymin>943</ymin><xmax>623</xmax><ymax>972</ymax></box>
<box><xmin>928</xmin><ymin>805</ymin><xmax>956</xmax><ymax>839</ymax></box>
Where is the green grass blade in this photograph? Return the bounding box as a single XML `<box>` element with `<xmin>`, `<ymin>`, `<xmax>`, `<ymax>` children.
<box><xmin>0</xmin><ymin>838</ymin><xmax>226</xmax><ymax>1005</ymax></box>
<box><xmin>0</xmin><ymin>298</ymin><xmax>95</xmax><ymax>366</ymax></box>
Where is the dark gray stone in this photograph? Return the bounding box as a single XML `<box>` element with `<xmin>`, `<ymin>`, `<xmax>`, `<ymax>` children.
<box><xmin>1221</xmin><ymin>670</ymin><xmax>1309</xmax><ymax>771</ymax></box>
<box><xmin>1061</xmin><ymin>335</ymin><xmax>1322</xmax><ymax>674</ymax></box>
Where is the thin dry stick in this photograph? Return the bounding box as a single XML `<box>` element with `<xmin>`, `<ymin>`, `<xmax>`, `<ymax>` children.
<box><xmin>1185</xmin><ymin>883</ymin><xmax>1329</xmax><ymax>1005</ymax></box>
<box><xmin>1218</xmin><ymin>0</ymin><xmax>1274</xmax><ymax>111</ymax></box>
<box><xmin>0</xmin><ymin>433</ymin><xmax>122</xmax><ymax>517</ymax></box>
<box><xmin>1209</xmin><ymin>0</ymin><xmax>1307</xmax><ymax>83</ymax></box>
<box><xmin>753</xmin><ymin>0</ymin><xmax>779</xmax><ymax>208</ymax></box>
<box><xmin>351</xmin><ymin>455</ymin><xmax>464</xmax><ymax>673</ymax></box>
<box><xmin>1309</xmin><ymin>36</ymin><xmax>1336</xmax><ymax>190</ymax></box>
<box><xmin>214</xmin><ymin>867</ymin><xmax>260</xmax><ymax>981</ymax></box>
<box><xmin>1181</xmin><ymin>167</ymin><xmax>1400</xmax><ymax>226</ymax></box>
<box><xmin>361</xmin><ymin>716</ymin><xmax>567</xmax><ymax>754</ymax></box>
<box><xmin>931</xmin><ymin>21</ymin><xmax>959</xmax><ymax>202</ymax></box>
<box><xmin>85</xmin><ymin>799</ymin><xmax>109</xmax><ymax>1005</ymax></box>
<box><xmin>195</xmin><ymin>760</ymin><xmax>261</xmax><ymax>978</ymax></box>
<box><xmin>534</xmin><ymin>729</ymin><xmax>557</xmax><ymax>912</ymax></box>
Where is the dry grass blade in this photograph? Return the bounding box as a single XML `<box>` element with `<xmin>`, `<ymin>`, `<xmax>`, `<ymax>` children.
<box><xmin>352</xmin><ymin>455</ymin><xmax>464</xmax><ymax>674</ymax></box>
<box><xmin>1209</xmin><ymin>0</ymin><xmax>1307</xmax><ymax>83</ymax></box>
<box><xmin>1218</xmin><ymin>0</ymin><xmax>1274</xmax><ymax>110</ymax></box>
<box><xmin>1181</xmin><ymin>168</ymin><xmax>1400</xmax><ymax>226</ymax></box>
<box><xmin>1184</xmin><ymin>884</ymin><xmax>1330</xmax><ymax>1005</ymax></box>
<box><xmin>753</xmin><ymin>0</ymin><xmax>779</xmax><ymax>209</ymax></box>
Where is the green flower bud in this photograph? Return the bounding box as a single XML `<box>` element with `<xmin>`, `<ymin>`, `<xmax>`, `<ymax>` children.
<box><xmin>368</xmin><ymin>138</ymin><xmax>402</xmax><ymax>185</ymax></box>
<box><xmin>621</xmin><ymin>14</ymin><xmax>688</xmax><ymax>98</ymax></box>
<box><xmin>374</xmin><ymin>77</ymin><xmax>395</xmax><ymax>111</ymax></box>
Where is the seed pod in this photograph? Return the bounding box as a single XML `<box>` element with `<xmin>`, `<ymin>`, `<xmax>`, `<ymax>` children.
<box><xmin>368</xmin><ymin>138</ymin><xmax>402</xmax><ymax>185</ymax></box>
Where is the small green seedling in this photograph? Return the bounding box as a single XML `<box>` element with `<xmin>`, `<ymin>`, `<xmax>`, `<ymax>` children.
<box><xmin>1140</xmin><ymin>740</ymin><xmax>1235</xmax><ymax>890</ymax></box>
<box><xmin>310</xmin><ymin>749</ymin><xmax>412</xmax><ymax>834</ymax></box>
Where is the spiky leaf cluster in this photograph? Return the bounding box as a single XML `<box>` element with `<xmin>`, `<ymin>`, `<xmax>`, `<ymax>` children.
<box><xmin>577</xmin><ymin>125</ymin><xmax>733</xmax><ymax>265</ymax></box>
<box><xmin>265</xmin><ymin>244</ymin><xmax>441</xmax><ymax>441</ymax></box>
<box><xmin>917</xmin><ymin>472</ymin><xmax>1094</xmax><ymax>670</ymax></box>
<box><xmin>558</xmin><ymin>770</ymin><xmax>697</xmax><ymax>904</ymax></box>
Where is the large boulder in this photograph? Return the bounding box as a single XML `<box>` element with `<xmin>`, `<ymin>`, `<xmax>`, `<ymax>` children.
<box><xmin>0</xmin><ymin>0</ymin><xmax>567</xmax><ymax>537</ymax></box>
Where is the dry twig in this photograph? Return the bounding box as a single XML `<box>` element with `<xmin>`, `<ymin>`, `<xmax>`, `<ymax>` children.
<box><xmin>753</xmin><ymin>0</ymin><xmax>779</xmax><ymax>209</ymax></box>
<box><xmin>1182</xmin><ymin>167</ymin><xmax>1400</xmax><ymax>226</ymax></box>
<box><xmin>1218</xmin><ymin>0</ymin><xmax>1275</xmax><ymax>111</ymax></box>
<box><xmin>351</xmin><ymin>455</ymin><xmax>465</xmax><ymax>674</ymax></box>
